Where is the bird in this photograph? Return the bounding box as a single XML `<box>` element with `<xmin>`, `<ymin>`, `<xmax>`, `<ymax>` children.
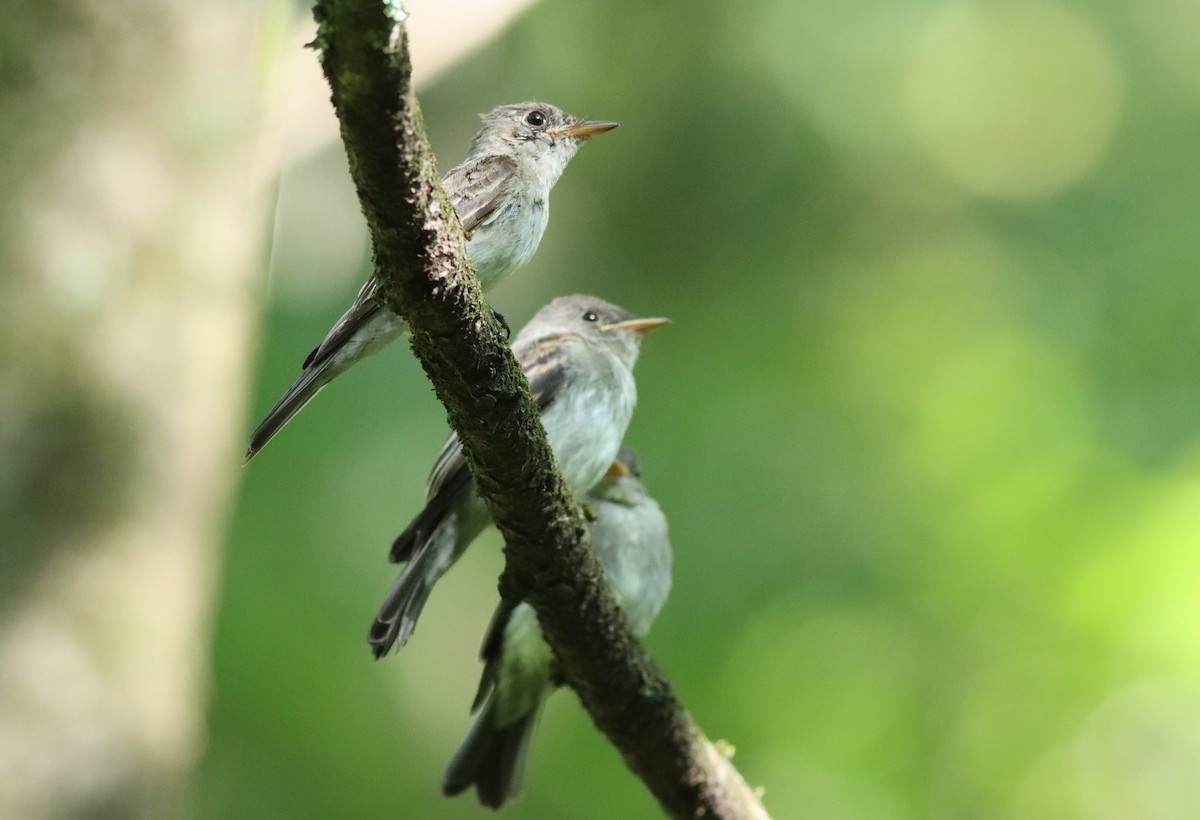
<box><xmin>368</xmin><ymin>295</ymin><xmax>667</xmax><ymax>658</ymax></box>
<box><xmin>245</xmin><ymin>103</ymin><xmax>619</xmax><ymax>460</ymax></box>
<box><xmin>442</xmin><ymin>447</ymin><xmax>673</xmax><ymax>808</ymax></box>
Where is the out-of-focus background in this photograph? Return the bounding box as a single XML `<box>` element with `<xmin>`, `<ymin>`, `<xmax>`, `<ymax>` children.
<box><xmin>3</xmin><ymin>0</ymin><xmax>1199</xmax><ymax>817</ymax></box>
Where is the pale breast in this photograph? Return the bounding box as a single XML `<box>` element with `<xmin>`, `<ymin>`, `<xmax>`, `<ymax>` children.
<box><xmin>541</xmin><ymin>357</ymin><xmax>637</xmax><ymax>496</ymax></box>
<box><xmin>466</xmin><ymin>196</ymin><xmax>549</xmax><ymax>289</ymax></box>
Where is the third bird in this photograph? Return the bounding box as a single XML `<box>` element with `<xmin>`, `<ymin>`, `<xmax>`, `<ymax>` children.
<box><xmin>442</xmin><ymin>446</ymin><xmax>672</xmax><ymax>808</ymax></box>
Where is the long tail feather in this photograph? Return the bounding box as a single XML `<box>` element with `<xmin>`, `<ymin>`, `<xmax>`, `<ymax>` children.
<box><xmin>368</xmin><ymin>556</ymin><xmax>435</xmax><ymax>658</ymax></box>
<box><xmin>245</xmin><ymin>300</ymin><xmax>402</xmax><ymax>461</ymax></box>
<box><xmin>245</xmin><ymin>363</ymin><xmax>334</xmax><ymax>461</ymax></box>
<box><xmin>442</xmin><ymin>697</ymin><xmax>540</xmax><ymax>809</ymax></box>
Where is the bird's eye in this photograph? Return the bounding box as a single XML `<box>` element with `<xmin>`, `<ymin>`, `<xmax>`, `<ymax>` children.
<box><xmin>525</xmin><ymin>110</ymin><xmax>547</xmax><ymax>127</ymax></box>
<box><xmin>582</xmin><ymin>310</ymin><xmax>599</xmax><ymax>323</ymax></box>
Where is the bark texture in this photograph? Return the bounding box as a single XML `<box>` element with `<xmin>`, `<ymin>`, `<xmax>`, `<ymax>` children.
<box><xmin>311</xmin><ymin>2</ymin><xmax>769</xmax><ymax>816</ymax></box>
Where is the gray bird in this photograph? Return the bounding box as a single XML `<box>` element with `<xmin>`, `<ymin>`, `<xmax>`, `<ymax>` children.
<box><xmin>246</xmin><ymin>103</ymin><xmax>619</xmax><ymax>460</ymax></box>
<box><xmin>442</xmin><ymin>447</ymin><xmax>672</xmax><ymax>808</ymax></box>
<box><xmin>368</xmin><ymin>295</ymin><xmax>667</xmax><ymax>657</ymax></box>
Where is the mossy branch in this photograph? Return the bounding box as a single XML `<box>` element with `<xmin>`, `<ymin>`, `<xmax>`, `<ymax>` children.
<box><xmin>310</xmin><ymin>2</ymin><xmax>768</xmax><ymax>816</ymax></box>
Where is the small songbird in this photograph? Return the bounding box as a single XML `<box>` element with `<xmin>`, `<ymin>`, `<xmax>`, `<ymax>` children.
<box><xmin>442</xmin><ymin>447</ymin><xmax>673</xmax><ymax>808</ymax></box>
<box><xmin>246</xmin><ymin>103</ymin><xmax>619</xmax><ymax>460</ymax></box>
<box><xmin>368</xmin><ymin>295</ymin><xmax>668</xmax><ymax>657</ymax></box>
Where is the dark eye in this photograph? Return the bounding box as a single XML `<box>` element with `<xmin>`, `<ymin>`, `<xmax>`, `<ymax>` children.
<box><xmin>525</xmin><ymin>110</ymin><xmax>547</xmax><ymax>127</ymax></box>
<box><xmin>582</xmin><ymin>310</ymin><xmax>599</xmax><ymax>322</ymax></box>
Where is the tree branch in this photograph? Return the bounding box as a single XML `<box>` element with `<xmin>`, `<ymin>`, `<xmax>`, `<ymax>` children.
<box><xmin>310</xmin><ymin>3</ymin><xmax>768</xmax><ymax>817</ymax></box>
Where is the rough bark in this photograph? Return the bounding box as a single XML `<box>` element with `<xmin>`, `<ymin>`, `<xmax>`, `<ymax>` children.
<box><xmin>311</xmin><ymin>2</ymin><xmax>769</xmax><ymax>817</ymax></box>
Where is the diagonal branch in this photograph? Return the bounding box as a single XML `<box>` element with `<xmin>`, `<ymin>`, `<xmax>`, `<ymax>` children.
<box><xmin>310</xmin><ymin>2</ymin><xmax>768</xmax><ymax>817</ymax></box>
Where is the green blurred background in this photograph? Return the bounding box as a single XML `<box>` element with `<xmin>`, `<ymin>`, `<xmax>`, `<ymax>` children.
<box><xmin>206</xmin><ymin>0</ymin><xmax>1200</xmax><ymax>817</ymax></box>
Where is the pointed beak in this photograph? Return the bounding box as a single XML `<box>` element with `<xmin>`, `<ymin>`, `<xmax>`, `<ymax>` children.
<box><xmin>603</xmin><ymin>459</ymin><xmax>632</xmax><ymax>479</ymax></box>
<box><xmin>600</xmin><ymin>317</ymin><xmax>670</xmax><ymax>335</ymax></box>
<box><xmin>551</xmin><ymin>120</ymin><xmax>620</xmax><ymax>141</ymax></box>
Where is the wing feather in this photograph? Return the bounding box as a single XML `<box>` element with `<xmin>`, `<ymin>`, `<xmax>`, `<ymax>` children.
<box><xmin>301</xmin><ymin>278</ymin><xmax>382</xmax><ymax>369</ymax></box>
<box><xmin>444</xmin><ymin>154</ymin><xmax>519</xmax><ymax>234</ymax></box>
<box><xmin>423</xmin><ymin>336</ymin><xmax>570</xmax><ymax>502</ymax></box>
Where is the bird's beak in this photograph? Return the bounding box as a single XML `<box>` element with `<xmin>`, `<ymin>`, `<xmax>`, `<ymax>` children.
<box><xmin>600</xmin><ymin>317</ymin><xmax>670</xmax><ymax>335</ymax></box>
<box><xmin>551</xmin><ymin>120</ymin><xmax>620</xmax><ymax>141</ymax></box>
<box><xmin>604</xmin><ymin>460</ymin><xmax>632</xmax><ymax>479</ymax></box>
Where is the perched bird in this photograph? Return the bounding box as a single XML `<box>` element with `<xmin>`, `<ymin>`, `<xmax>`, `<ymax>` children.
<box><xmin>246</xmin><ymin>103</ymin><xmax>619</xmax><ymax>460</ymax></box>
<box><xmin>368</xmin><ymin>295</ymin><xmax>668</xmax><ymax>657</ymax></box>
<box><xmin>443</xmin><ymin>447</ymin><xmax>672</xmax><ymax>808</ymax></box>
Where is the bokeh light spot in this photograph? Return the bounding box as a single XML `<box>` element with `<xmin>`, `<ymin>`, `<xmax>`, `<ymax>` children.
<box><xmin>755</xmin><ymin>1</ymin><xmax>927</xmax><ymax>154</ymax></box>
<box><xmin>1135</xmin><ymin>0</ymin><xmax>1200</xmax><ymax>104</ymax></box>
<box><xmin>904</xmin><ymin>1</ymin><xmax>1124</xmax><ymax>201</ymax></box>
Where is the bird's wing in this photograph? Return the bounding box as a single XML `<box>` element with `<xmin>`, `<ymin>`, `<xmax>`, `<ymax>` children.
<box><xmin>307</xmin><ymin>154</ymin><xmax>516</xmax><ymax>371</ymax></box>
<box><xmin>424</xmin><ymin>336</ymin><xmax>570</xmax><ymax>501</ymax></box>
<box><xmin>444</xmin><ymin>154</ymin><xmax>519</xmax><ymax>234</ymax></box>
<box><xmin>425</xmin><ymin>433</ymin><xmax>468</xmax><ymax>504</ymax></box>
<box><xmin>469</xmin><ymin>597</ymin><xmax>519</xmax><ymax>712</ymax></box>
<box><xmin>518</xmin><ymin>336</ymin><xmax>571</xmax><ymax>414</ymax></box>
<box><xmin>301</xmin><ymin>277</ymin><xmax>382</xmax><ymax>369</ymax></box>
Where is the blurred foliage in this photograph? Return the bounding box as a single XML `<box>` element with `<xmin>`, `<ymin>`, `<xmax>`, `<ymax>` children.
<box><xmin>201</xmin><ymin>0</ymin><xmax>1200</xmax><ymax>817</ymax></box>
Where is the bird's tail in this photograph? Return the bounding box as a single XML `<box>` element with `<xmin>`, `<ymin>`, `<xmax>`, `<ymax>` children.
<box><xmin>369</xmin><ymin>506</ymin><xmax>457</xmax><ymax>655</ymax></box>
<box><xmin>389</xmin><ymin>503</ymin><xmax>434</xmax><ymax>564</ymax></box>
<box><xmin>442</xmin><ymin>694</ymin><xmax>541</xmax><ymax>809</ymax></box>
<box><xmin>372</xmin><ymin>497</ymin><xmax>487</xmax><ymax>656</ymax></box>
<box><xmin>245</xmin><ymin>297</ymin><xmax>402</xmax><ymax>462</ymax></box>
<box><xmin>244</xmin><ymin>360</ymin><xmax>338</xmax><ymax>461</ymax></box>
<box><xmin>368</xmin><ymin>547</ymin><xmax>438</xmax><ymax>658</ymax></box>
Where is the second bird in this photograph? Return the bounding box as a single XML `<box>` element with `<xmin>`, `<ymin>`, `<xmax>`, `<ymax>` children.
<box><xmin>369</xmin><ymin>295</ymin><xmax>668</xmax><ymax>657</ymax></box>
<box><xmin>246</xmin><ymin>102</ymin><xmax>619</xmax><ymax>460</ymax></box>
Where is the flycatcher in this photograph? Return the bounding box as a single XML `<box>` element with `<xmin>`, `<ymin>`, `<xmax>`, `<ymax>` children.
<box><xmin>369</xmin><ymin>296</ymin><xmax>667</xmax><ymax>657</ymax></box>
<box><xmin>443</xmin><ymin>447</ymin><xmax>673</xmax><ymax>808</ymax></box>
<box><xmin>246</xmin><ymin>103</ymin><xmax>619</xmax><ymax>460</ymax></box>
